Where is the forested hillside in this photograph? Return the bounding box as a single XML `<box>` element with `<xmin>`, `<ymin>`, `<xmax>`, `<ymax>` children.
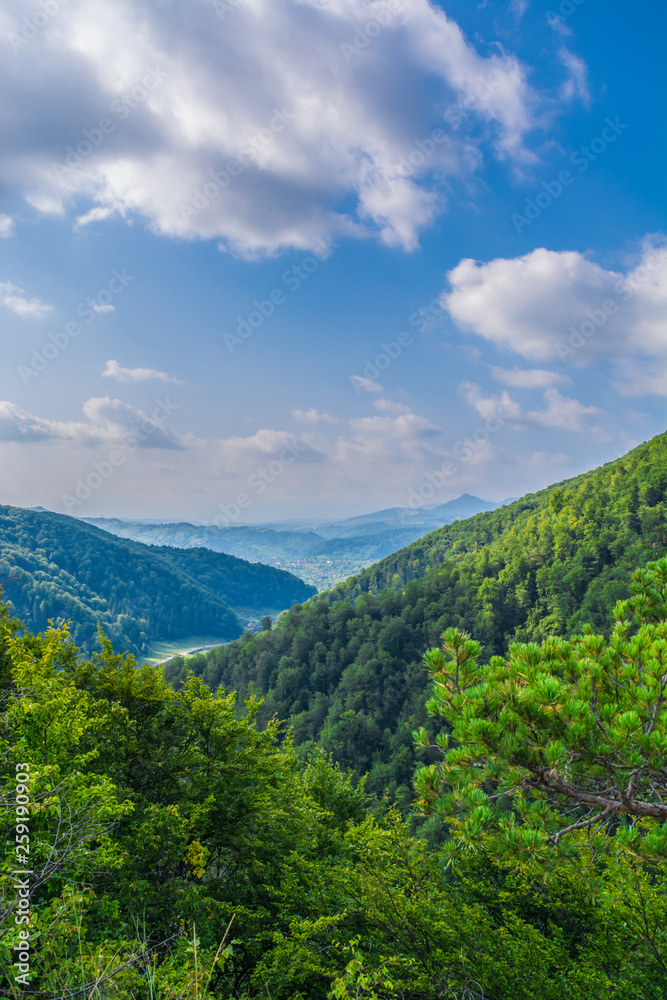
<box><xmin>0</xmin><ymin>506</ymin><xmax>315</xmax><ymax>656</ymax></box>
<box><xmin>169</xmin><ymin>434</ymin><xmax>667</xmax><ymax>805</ymax></box>
<box><xmin>2</xmin><ymin>560</ymin><xmax>666</xmax><ymax>997</ymax></box>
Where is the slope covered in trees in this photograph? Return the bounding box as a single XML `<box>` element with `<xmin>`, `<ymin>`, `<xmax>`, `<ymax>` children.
<box><xmin>0</xmin><ymin>506</ymin><xmax>315</xmax><ymax>656</ymax></box>
<box><xmin>1</xmin><ymin>563</ymin><xmax>666</xmax><ymax>997</ymax></box>
<box><xmin>170</xmin><ymin>434</ymin><xmax>667</xmax><ymax>804</ymax></box>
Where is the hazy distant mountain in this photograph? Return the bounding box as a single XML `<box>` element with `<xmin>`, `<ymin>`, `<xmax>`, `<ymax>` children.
<box><xmin>425</xmin><ymin>496</ymin><xmax>500</xmax><ymax>523</ymax></box>
<box><xmin>315</xmin><ymin>495</ymin><xmax>508</xmax><ymax>539</ymax></box>
<box><xmin>81</xmin><ymin>495</ymin><xmax>508</xmax><ymax>589</ymax></box>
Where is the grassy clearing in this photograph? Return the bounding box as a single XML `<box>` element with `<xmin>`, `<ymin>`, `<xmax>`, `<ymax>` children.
<box><xmin>140</xmin><ymin>634</ymin><xmax>231</xmax><ymax>665</ymax></box>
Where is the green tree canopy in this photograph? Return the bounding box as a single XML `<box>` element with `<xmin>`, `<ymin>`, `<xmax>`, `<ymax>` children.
<box><xmin>415</xmin><ymin>557</ymin><xmax>667</xmax><ymax>864</ymax></box>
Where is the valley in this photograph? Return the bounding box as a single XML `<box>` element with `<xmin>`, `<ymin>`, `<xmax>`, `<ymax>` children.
<box><xmin>0</xmin><ymin>505</ymin><xmax>315</xmax><ymax>656</ymax></box>
<box><xmin>81</xmin><ymin>493</ymin><xmax>510</xmax><ymax>590</ymax></box>
<box><xmin>2</xmin><ymin>434</ymin><xmax>666</xmax><ymax>998</ymax></box>
<box><xmin>3</xmin><ymin>4</ymin><xmax>663</xmax><ymax>992</ymax></box>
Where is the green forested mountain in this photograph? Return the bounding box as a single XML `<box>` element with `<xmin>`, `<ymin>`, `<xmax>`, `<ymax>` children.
<box><xmin>169</xmin><ymin>433</ymin><xmax>667</xmax><ymax>805</ymax></box>
<box><xmin>0</xmin><ymin>506</ymin><xmax>315</xmax><ymax>655</ymax></box>
<box><xmin>2</xmin><ymin>563</ymin><xmax>666</xmax><ymax>998</ymax></box>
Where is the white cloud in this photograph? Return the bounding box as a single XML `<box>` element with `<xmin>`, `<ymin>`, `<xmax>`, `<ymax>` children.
<box><xmin>460</xmin><ymin>381</ymin><xmax>522</xmax><ymax>421</ymax></box>
<box><xmin>92</xmin><ymin>303</ymin><xmax>115</xmax><ymax>314</ymax></box>
<box><xmin>0</xmin><ymin>282</ymin><xmax>53</xmax><ymax>320</ymax></box>
<box><xmin>0</xmin><ymin>215</ymin><xmax>14</xmax><ymax>239</ymax></box>
<box><xmin>526</xmin><ymin>388</ymin><xmax>601</xmax><ymax>431</ymax></box>
<box><xmin>0</xmin><ymin>401</ymin><xmax>68</xmax><ymax>444</ymax></box>
<box><xmin>103</xmin><ymin>359</ymin><xmax>183</xmax><ymax>384</ymax></box>
<box><xmin>350</xmin><ymin>375</ymin><xmax>384</xmax><ymax>395</ymax></box>
<box><xmin>75</xmin><ymin>206</ymin><xmax>115</xmax><ymax>228</ymax></box>
<box><xmin>490</xmin><ymin>366</ymin><xmax>572</xmax><ymax>388</ymax></box>
<box><xmin>0</xmin><ymin>396</ymin><xmax>186</xmax><ymax>449</ymax></box>
<box><xmin>442</xmin><ymin>239</ymin><xmax>667</xmax><ymax>395</ymax></box>
<box><xmin>546</xmin><ymin>11</ymin><xmax>572</xmax><ymax>36</ymax></box>
<box><xmin>558</xmin><ymin>48</ymin><xmax>590</xmax><ymax>108</ymax></box>
<box><xmin>291</xmin><ymin>408</ymin><xmax>339</xmax><ymax>424</ymax></box>
<box><xmin>0</xmin><ymin>390</ymin><xmax>634</xmax><ymax>520</ymax></box>
<box><xmin>611</xmin><ymin>359</ymin><xmax>667</xmax><ymax>398</ymax></box>
<box><xmin>82</xmin><ymin>396</ymin><xmax>187</xmax><ymax>448</ymax></box>
<box><xmin>216</xmin><ymin>428</ymin><xmax>325</xmax><ymax>469</ymax></box>
<box><xmin>510</xmin><ymin>0</ymin><xmax>529</xmax><ymax>19</ymax></box>
<box><xmin>1</xmin><ymin>0</ymin><xmax>545</xmax><ymax>255</ymax></box>
<box><xmin>374</xmin><ymin>398</ymin><xmax>412</xmax><ymax>414</ymax></box>
<box><xmin>338</xmin><ymin>409</ymin><xmax>441</xmax><ymax>469</ymax></box>
<box><xmin>349</xmin><ymin>412</ymin><xmax>439</xmax><ymax>437</ymax></box>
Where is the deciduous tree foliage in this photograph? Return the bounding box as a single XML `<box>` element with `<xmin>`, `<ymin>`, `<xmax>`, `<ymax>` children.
<box><xmin>2</xmin><ymin>591</ymin><xmax>666</xmax><ymax>997</ymax></box>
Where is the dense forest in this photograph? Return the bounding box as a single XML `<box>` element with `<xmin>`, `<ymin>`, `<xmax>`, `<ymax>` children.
<box><xmin>166</xmin><ymin>434</ymin><xmax>667</xmax><ymax>805</ymax></box>
<box><xmin>1</xmin><ymin>557</ymin><xmax>666</xmax><ymax>997</ymax></box>
<box><xmin>0</xmin><ymin>506</ymin><xmax>315</xmax><ymax>656</ymax></box>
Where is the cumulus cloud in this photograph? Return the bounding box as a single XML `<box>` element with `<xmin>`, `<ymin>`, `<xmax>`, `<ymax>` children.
<box><xmin>216</xmin><ymin>428</ymin><xmax>325</xmax><ymax>469</ymax></box>
<box><xmin>0</xmin><ymin>215</ymin><xmax>14</xmax><ymax>239</ymax></box>
<box><xmin>442</xmin><ymin>239</ymin><xmax>667</xmax><ymax>394</ymax></box>
<box><xmin>460</xmin><ymin>381</ymin><xmax>522</xmax><ymax>421</ymax></box>
<box><xmin>0</xmin><ymin>401</ymin><xmax>68</xmax><ymax>444</ymax></box>
<box><xmin>526</xmin><ymin>388</ymin><xmax>601</xmax><ymax>431</ymax></box>
<box><xmin>291</xmin><ymin>408</ymin><xmax>339</xmax><ymax>424</ymax></box>
<box><xmin>490</xmin><ymin>366</ymin><xmax>572</xmax><ymax>388</ymax></box>
<box><xmin>0</xmin><ymin>0</ymin><xmax>545</xmax><ymax>255</ymax></box>
<box><xmin>374</xmin><ymin>398</ymin><xmax>412</xmax><ymax>414</ymax></box>
<box><xmin>82</xmin><ymin>396</ymin><xmax>187</xmax><ymax>449</ymax></box>
<box><xmin>0</xmin><ymin>282</ymin><xmax>53</xmax><ymax>320</ymax></box>
<box><xmin>0</xmin><ymin>396</ymin><xmax>186</xmax><ymax>449</ymax></box>
<box><xmin>337</xmin><ymin>409</ymin><xmax>441</xmax><ymax>470</ymax></box>
<box><xmin>349</xmin><ymin>411</ymin><xmax>439</xmax><ymax>438</ymax></box>
<box><xmin>458</xmin><ymin>380</ymin><xmax>604</xmax><ymax>446</ymax></box>
<box><xmin>103</xmin><ymin>359</ymin><xmax>183</xmax><ymax>384</ymax></box>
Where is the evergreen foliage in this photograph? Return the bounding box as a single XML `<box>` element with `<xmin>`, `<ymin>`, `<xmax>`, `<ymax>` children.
<box><xmin>415</xmin><ymin>558</ymin><xmax>667</xmax><ymax>862</ymax></box>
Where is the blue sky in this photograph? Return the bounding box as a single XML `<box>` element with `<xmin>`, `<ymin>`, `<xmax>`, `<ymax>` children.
<box><xmin>0</xmin><ymin>0</ymin><xmax>665</xmax><ymax>522</ymax></box>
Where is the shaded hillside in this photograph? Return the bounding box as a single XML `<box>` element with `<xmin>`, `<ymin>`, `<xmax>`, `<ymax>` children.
<box><xmin>168</xmin><ymin>434</ymin><xmax>667</xmax><ymax>805</ymax></box>
<box><xmin>0</xmin><ymin>506</ymin><xmax>315</xmax><ymax>655</ymax></box>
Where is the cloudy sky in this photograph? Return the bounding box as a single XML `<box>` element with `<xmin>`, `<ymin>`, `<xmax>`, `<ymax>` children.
<box><xmin>0</xmin><ymin>0</ymin><xmax>665</xmax><ymax>522</ymax></box>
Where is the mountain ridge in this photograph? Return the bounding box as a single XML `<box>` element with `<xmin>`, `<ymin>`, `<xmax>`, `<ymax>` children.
<box><xmin>170</xmin><ymin>432</ymin><xmax>667</xmax><ymax>804</ymax></box>
<box><xmin>80</xmin><ymin>494</ymin><xmax>507</xmax><ymax>588</ymax></box>
<box><xmin>0</xmin><ymin>505</ymin><xmax>315</xmax><ymax>655</ymax></box>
